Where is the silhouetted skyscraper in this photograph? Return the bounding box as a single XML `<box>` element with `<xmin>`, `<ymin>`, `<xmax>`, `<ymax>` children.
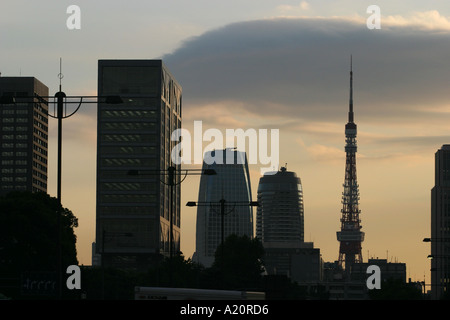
<box><xmin>256</xmin><ymin>167</ymin><xmax>304</xmax><ymax>244</ymax></box>
<box><xmin>430</xmin><ymin>144</ymin><xmax>450</xmax><ymax>300</ymax></box>
<box><xmin>0</xmin><ymin>77</ymin><xmax>48</xmax><ymax>195</ymax></box>
<box><xmin>255</xmin><ymin>167</ymin><xmax>320</xmax><ymax>283</ymax></box>
<box><xmin>96</xmin><ymin>60</ymin><xmax>182</xmax><ymax>270</ymax></box>
<box><xmin>194</xmin><ymin>149</ymin><xmax>254</xmax><ymax>267</ymax></box>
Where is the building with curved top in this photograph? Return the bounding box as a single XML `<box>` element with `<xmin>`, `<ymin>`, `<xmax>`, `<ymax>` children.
<box><xmin>256</xmin><ymin>167</ymin><xmax>320</xmax><ymax>283</ymax></box>
<box><xmin>193</xmin><ymin>148</ymin><xmax>254</xmax><ymax>268</ymax></box>
<box><xmin>256</xmin><ymin>167</ymin><xmax>304</xmax><ymax>244</ymax></box>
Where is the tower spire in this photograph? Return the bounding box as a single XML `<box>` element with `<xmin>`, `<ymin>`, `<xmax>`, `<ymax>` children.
<box><xmin>349</xmin><ymin>55</ymin><xmax>354</xmax><ymax>123</ymax></box>
<box><xmin>337</xmin><ymin>57</ymin><xmax>364</xmax><ymax>274</ymax></box>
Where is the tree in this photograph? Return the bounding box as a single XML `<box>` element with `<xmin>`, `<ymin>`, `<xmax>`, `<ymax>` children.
<box><xmin>211</xmin><ymin>234</ymin><xmax>265</xmax><ymax>290</ymax></box>
<box><xmin>0</xmin><ymin>191</ymin><xmax>78</xmax><ymax>298</ymax></box>
<box><xmin>368</xmin><ymin>278</ymin><xmax>423</xmax><ymax>300</ymax></box>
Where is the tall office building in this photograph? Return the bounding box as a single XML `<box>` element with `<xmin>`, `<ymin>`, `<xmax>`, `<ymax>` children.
<box><xmin>430</xmin><ymin>144</ymin><xmax>450</xmax><ymax>299</ymax></box>
<box><xmin>0</xmin><ymin>77</ymin><xmax>48</xmax><ymax>195</ymax></box>
<box><xmin>256</xmin><ymin>167</ymin><xmax>320</xmax><ymax>284</ymax></box>
<box><xmin>194</xmin><ymin>149</ymin><xmax>254</xmax><ymax>268</ymax></box>
<box><xmin>96</xmin><ymin>60</ymin><xmax>182</xmax><ymax>270</ymax></box>
<box><xmin>256</xmin><ymin>167</ymin><xmax>304</xmax><ymax>244</ymax></box>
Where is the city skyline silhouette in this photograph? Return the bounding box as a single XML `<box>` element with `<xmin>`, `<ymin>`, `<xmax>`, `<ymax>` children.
<box><xmin>3</xmin><ymin>2</ymin><xmax>450</xmax><ymax>292</ymax></box>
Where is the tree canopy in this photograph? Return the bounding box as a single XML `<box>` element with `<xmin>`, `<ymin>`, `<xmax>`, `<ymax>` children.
<box><xmin>0</xmin><ymin>191</ymin><xmax>78</xmax><ymax>298</ymax></box>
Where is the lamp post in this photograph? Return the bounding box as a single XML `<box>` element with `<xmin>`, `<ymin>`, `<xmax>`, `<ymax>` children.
<box><xmin>1</xmin><ymin>84</ymin><xmax>123</xmax><ymax>299</ymax></box>
<box><xmin>423</xmin><ymin>238</ymin><xmax>450</xmax><ymax>242</ymax></box>
<box><xmin>46</xmin><ymin>88</ymin><xmax>122</xmax><ymax>299</ymax></box>
<box><xmin>128</xmin><ymin>167</ymin><xmax>216</xmax><ymax>286</ymax></box>
<box><xmin>423</xmin><ymin>237</ymin><xmax>450</xmax><ymax>299</ymax></box>
<box><xmin>128</xmin><ymin>167</ymin><xmax>216</xmax><ymax>260</ymax></box>
<box><xmin>186</xmin><ymin>199</ymin><xmax>258</xmax><ymax>287</ymax></box>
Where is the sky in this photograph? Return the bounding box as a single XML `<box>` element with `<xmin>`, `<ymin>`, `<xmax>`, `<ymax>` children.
<box><xmin>2</xmin><ymin>0</ymin><xmax>450</xmax><ymax>286</ymax></box>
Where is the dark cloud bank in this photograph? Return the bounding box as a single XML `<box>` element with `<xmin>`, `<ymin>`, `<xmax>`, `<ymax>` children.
<box><xmin>163</xmin><ymin>17</ymin><xmax>450</xmax><ymax>126</ymax></box>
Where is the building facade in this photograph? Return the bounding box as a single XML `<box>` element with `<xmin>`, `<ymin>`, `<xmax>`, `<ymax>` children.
<box><xmin>256</xmin><ymin>167</ymin><xmax>320</xmax><ymax>284</ymax></box>
<box><xmin>256</xmin><ymin>167</ymin><xmax>304</xmax><ymax>244</ymax></box>
<box><xmin>194</xmin><ymin>149</ymin><xmax>254</xmax><ymax>268</ymax></box>
<box><xmin>0</xmin><ymin>77</ymin><xmax>48</xmax><ymax>195</ymax></box>
<box><xmin>96</xmin><ymin>60</ymin><xmax>182</xmax><ymax>270</ymax></box>
<box><xmin>430</xmin><ymin>144</ymin><xmax>450</xmax><ymax>299</ymax></box>
<box><xmin>351</xmin><ymin>258</ymin><xmax>406</xmax><ymax>283</ymax></box>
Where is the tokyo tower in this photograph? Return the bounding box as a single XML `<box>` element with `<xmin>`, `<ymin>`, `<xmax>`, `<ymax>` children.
<box><xmin>336</xmin><ymin>57</ymin><xmax>364</xmax><ymax>272</ymax></box>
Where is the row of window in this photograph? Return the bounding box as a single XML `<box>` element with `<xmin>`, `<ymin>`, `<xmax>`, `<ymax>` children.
<box><xmin>1</xmin><ymin>159</ymin><xmax>47</xmax><ymax>169</ymax></box>
<box><xmin>99</xmin><ymin>182</ymin><xmax>157</xmax><ymax>192</ymax></box>
<box><xmin>2</xmin><ymin>117</ymin><xmax>29</xmax><ymax>123</ymax></box>
<box><xmin>101</xmin><ymin>158</ymin><xmax>158</xmax><ymax>167</ymax></box>
<box><xmin>2</xmin><ymin>134</ymin><xmax>28</xmax><ymax>140</ymax></box>
<box><xmin>33</xmin><ymin>136</ymin><xmax>47</xmax><ymax>148</ymax></box>
<box><xmin>1</xmin><ymin>169</ymin><xmax>47</xmax><ymax>178</ymax></box>
<box><xmin>100</xmin><ymin>109</ymin><xmax>158</xmax><ymax>119</ymax></box>
<box><xmin>100</xmin><ymin>145</ymin><xmax>157</xmax><ymax>156</ymax></box>
<box><xmin>33</xmin><ymin>145</ymin><xmax>47</xmax><ymax>156</ymax></box>
<box><xmin>1</xmin><ymin>143</ymin><xmax>27</xmax><ymax>148</ymax></box>
<box><xmin>0</xmin><ymin>158</ymin><xmax>27</xmax><ymax>165</ymax></box>
<box><xmin>100</xmin><ymin>121</ymin><xmax>157</xmax><ymax>131</ymax></box>
<box><xmin>98</xmin><ymin>206</ymin><xmax>156</xmax><ymax>216</ymax></box>
<box><xmin>33</xmin><ymin>127</ymin><xmax>48</xmax><ymax>140</ymax></box>
<box><xmin>33</xmin><ymin>153</ymin><xmax>47</xmax><ymax>164</ymax></box>
<box><xmin>2</xmin><ymin>176</ymin><xmax>27</xmax><ymax>182</ymax></box>
<box><xmin>100</xmin><ymin>194</ymin><xmax>157</xmax><ymax>203</ymax></box>
<box><xmin>1</xmin><ymin>126</ymin><xmax>28</xmax><ymax>132</ymax></box>
<box><xmin>2</xmin><ymin>167</ymin><xmax>27</xmax><ymax>173</ymax></box>
<box><xmin>1</xmin><ymin>151</ymin><xmax>28</xmax><ymax>157</ymax></box>
<box><xmin>101</xmin><ymin>134</ymin><xmax>157</xmax><ymax>143</ymax></box>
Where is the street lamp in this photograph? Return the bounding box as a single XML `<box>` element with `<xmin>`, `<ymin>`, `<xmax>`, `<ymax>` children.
<box><xmin>186</xmin><ymin>199</ymin><xmax>258</xmax><ymax>252</ymax></box>
<box><xmin>128</xmin><ymin>167</ymin><xmax>216</xmax><ymax>287</ymax></box>
<box><xmin>423</xmin><ymin>238</ymin><xmax>450</xmax><ymax>242</ymax></box>
<box><xmin>186</xmin><ymin>199</ymin><xmax>258</xmax><ymax>287</ymax></box>
<box><xmin>1</xmin><ymin>72</ymin><xmax>123</xmax><ymax>299</ymax></box>
<box><xmin>46</xmin><ymin>85</ymin><xmax>122</xmax><ymax>299</ymax></box>
<box><xmin>128</xmin><ymin>167</ymin><xmax>216</xmax><ymax>259</ymax></box>
<box><xmin>423</xmin><ymin>237</ymin><xmax>450</xmax><ymax>299</ymax></box>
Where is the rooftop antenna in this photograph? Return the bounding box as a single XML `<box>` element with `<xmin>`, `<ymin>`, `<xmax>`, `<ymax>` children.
<box><xmin>348</xmin><ymin>55</ymin><xmax>354</xmax><ymax>123</ymax></box>
<box><xmin>58</xmin><ymin>57</ymin><xmax>64</xmax><ymax>91</ymax></box>
<box><xmin>57</xmin><ymin>58</ymin><xmax>67</xmax><ymax>117</ymax></box>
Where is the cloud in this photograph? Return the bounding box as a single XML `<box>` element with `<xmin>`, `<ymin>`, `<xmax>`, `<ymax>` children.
<box><xmin>277</xmin><ymin>1</ymin><xmax>310</xmax><ymax>16</ymax></box>
<box><xmin>296</xmin><ymin>137</ymin><xmax>344</xmax><ymax>163</ymax></box>
<box><xmin>163</xmin><ymin>16</ymin><xmax>450</xmax><ymax>128</ymax></box>
<box><xmin>384</xmin><ymin>10</ymin><xmax>450</xmax><ymax>31</ymax></box>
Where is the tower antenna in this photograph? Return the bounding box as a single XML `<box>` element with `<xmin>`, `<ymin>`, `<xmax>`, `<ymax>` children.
<box><xmin>337</xmin><ymin>56</ymin><xmax>364</xmax><ymax>274</ymax></box>
<box><xmin>58</xmin><ymin>57</ymin><xmax>64</xmax><ymax>91</ymax></box>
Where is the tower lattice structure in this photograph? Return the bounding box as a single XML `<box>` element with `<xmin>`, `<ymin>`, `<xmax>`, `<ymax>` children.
<box><xmin>337</xmin><ymin>58</ymin><xmax>364</xmax><ymax>272</ymax></box>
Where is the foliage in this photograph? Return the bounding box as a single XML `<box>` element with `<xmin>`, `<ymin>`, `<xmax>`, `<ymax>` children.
<box><xmin>368</xmin><ymin>278</ymin><xmax>423</xmax><ymax>300</ymax></box>
<box><xmin>211</xmin><ymin>234</ymin><xmax>265</xmax><ymax>290</ymax></box>
<box><xmin>0</xmin><ymin>191</ymin><xmax>78</xmax><ymax>299</ymax></box>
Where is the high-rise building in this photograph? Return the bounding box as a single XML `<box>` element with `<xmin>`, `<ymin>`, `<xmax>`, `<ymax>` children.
<box><xmin>256</xmin><ymin>167</ymin><xmax>304</xmax><ymax>245</ymax></box>
<box><xmin>337</xmin><ymin>58</ymin><xmax>364</xmax><ymax>273</ymax></box>
<box><xmin>430</xmin><ymin>144</ymin><xmax>450</xmax><ymax>299</ymax></box>
<box><xmin>96</xmin><ymin>60</ymin><xmax>182</xmax><ymax>270</ymax></box>
<box><xmin>0</xmin><ymin>77</ymin><xmax>49</xmax><ymax>195</ymax></box>
<box><xmin>193</xmin><ymin>149</ymin><xmax>254</xmax><ymax>268</ymax></box>
<box><xmin>256</xmin><ymin>167</ymin><xmax>320</xmax><ymax>284</ymax></box>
